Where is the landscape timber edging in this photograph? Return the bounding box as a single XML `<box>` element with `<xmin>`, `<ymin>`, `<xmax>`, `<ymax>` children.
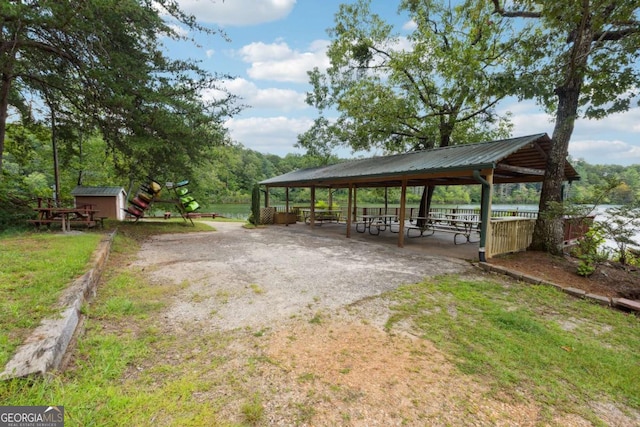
<box><xmin>1</xmin><ymin>230</ymin><xmax>116</xmax><ymax>380</ymax></box>
<box><xmin>478</xmin><ymin>261</ymin><xmax>640</xmax><ymax>314</ymax></box>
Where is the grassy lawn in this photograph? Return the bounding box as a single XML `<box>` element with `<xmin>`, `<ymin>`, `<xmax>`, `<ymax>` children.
<box><xmin>386</xmin><ymin>276</ymin><xmax>640</xmax><ymax>423</ymax></box>
<box><xmin>0</xmin><ymin>219</ymin><xmax>217</xmax><ymax>368</ymax></box>
<box><xmin>1</xmin><ymin>220</ymin><xmax>638</xmax><ymax>425</ymax></box>
<box><xmin>0</xmin><ymin>232</ymin><xmax>104</xmax><ymax>366</ymax></box>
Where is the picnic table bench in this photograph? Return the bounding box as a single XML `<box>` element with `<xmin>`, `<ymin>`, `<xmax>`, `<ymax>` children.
<box><xmin>355</xmin><ymin>214</ymin><xmax>400</xmax><ymax>235</ymax></box>
<box><xmin>406</xmin><ymin>214</ymin><xmax>480</xmax><ymax>244</ymax></box>
<box><xmin>302</xmin><ymin>209</ymin><xmax>342</xmax><ymax>225</ymax></box>
<box><xmin>28</xmin><ymin>206</ymin><xmax>100</xmax><ymax>231</ymax></box>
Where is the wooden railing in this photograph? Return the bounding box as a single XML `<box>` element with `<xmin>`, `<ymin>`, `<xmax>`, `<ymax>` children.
<box><xmin>488</xmin><ymin>217</ymin><xmax>537</xmax><ymax>258</ymax></box>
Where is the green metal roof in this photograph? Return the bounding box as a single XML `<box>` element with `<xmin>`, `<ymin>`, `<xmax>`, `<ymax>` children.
<box><xmin>71</xmin><ymin>186</ymin><xmax>126</xmax><ymax>197</ymax></box>
<box><xmin>260</xmin><ymin>134</ymin><xmax>579</xmax><ymax>188</ymax></box>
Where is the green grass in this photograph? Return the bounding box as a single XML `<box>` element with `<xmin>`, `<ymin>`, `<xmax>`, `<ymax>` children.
<box><xmin>0</xmin><ymin>229</ymin><xmax>233</xmax><ymax>425</ymax></box>
<box><xmin>0</xmin><ymin>233</ymin><xmax>103</xmax><ymax>366</ymax></box>
<box><xmin>385</xmin><ymin>275</ymin><xmax>640</xmax><ymax>422</ymax></box>
<box><xmin>0</xmin><ymin>220</ymin><xmax>215</xmax><ymax>368</ymax></box>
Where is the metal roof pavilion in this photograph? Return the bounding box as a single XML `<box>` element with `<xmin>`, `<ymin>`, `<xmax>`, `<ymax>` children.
<box><xmin>259</xmin><ymin>133</ymin><xmax>579</xmax><ymax>262</ymax></box>
<box><xmin>260</xmin><ymin>133</ymin><xmax>579</xmax><ymax>188</ymax></box>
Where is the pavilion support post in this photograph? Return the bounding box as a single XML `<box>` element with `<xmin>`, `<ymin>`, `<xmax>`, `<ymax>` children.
<box><xmin>384</xmin><ymin>187</ymin><xmax>388</xmax><ymax>215</ymax></box>
<box><xmin>285</xmin><ymin>187</ymin><xmax>290</xmax><ymax>227</ymax></box>
<box><xmin>310</xmin><ymin>186</ymin><xmax>316</xmax><ymax>227</ymax></box>
<box><xmin>328</xmin><ymin>187</ymin><xmax>333</xmax><ymax>208</ymax></box>
<box><xmin>264</xmin><ymin>187</ymin><xmax>270</xmax><ymax>208</ymax></box>
<box><xmin>346</xmin><ymin>183</ymin><xmax>353</xmax><ymax>238</ymax></box>
<box><xmin>353</xmin><ymin>187</ymin><xmax>358</xmax><ymax>221</ymax></box>
<box><xmin>398</xmin><ymin>180</ymin><xmax>407</xmax><ymax>248</ymax></box>
<box><xmin>474</xmin><ymin>170</ymin><xmax>494</xmax><ymax>262</ymax></box>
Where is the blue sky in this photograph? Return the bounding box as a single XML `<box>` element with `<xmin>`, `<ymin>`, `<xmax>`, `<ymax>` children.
<box><xmin>167</xmin><ymin>0</ymin><xmax>640</xmax><ymax>166</ymax></box>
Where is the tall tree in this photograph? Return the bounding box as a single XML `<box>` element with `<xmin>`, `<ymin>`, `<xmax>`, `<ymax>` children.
<box><xmin>0</xmin><ymin>0</ymin><xmax>236</xmax><ymax>177</ymax></box>
<box><xmin>489</xmin><ymin>0</ymin><xmax>640</xmax><ymax>254</ymax></box>
<box><xmin>298</xmin><ymin>0</ymin><xmax>515</xmax><ymax>219</ymax></box>
<box><xmin>299</xmin><ymin>0</ymin><xmax>514</xmax><ymax>157</ymax></box>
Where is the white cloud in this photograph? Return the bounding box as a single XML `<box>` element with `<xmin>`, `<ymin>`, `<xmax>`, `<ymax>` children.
<box><xmin>402</xmin><ymin>19</ymin><xmax>417</xmax><ymax>31</ymax></box>
<box><xmin>575</xmin><ymin>107</ymin><xmax>640</xmax><ymax>135</ymax></box>
<box><xmin>216</xmin><ymin>78</ymin><xmax>308</xmax><ymax>111</ymax></box>
<box><xmin>225</xmin><ymin>116</ymin><xmax>313</xmax><ymax>154</ymax></box>
<box><xmin>178</xmin><ymin>0</ymin><xmax>296</xmax><ymax>26</ymax></box>
<box><xmin>499</xmin><ymin>100</ymin><xmax>640</xmax><ymax>165</ymax></box>
<box><xmin>167</xmin><ymin>23</ymin><xmax>189</xmax><ymax>37</ymax></box>
<box><xmin>237</xmin><ymin>40</ymin><xmax>330</xmax><ymax>83</ymax></box>
<box><xmin>569</xmin><ymin>139</ymin><xmax>640</xmax><ymax>165</ymax></box>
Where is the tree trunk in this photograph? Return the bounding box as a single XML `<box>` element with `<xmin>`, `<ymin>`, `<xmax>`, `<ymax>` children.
<box><xmin>417</xmin><ymin>185</ymin><xmax>435</xmax><ymax>227</ymax></box>
<box><xmin>530</xmin><ymin>22</ymin><xmax>592</xmax><ymax>254</ymax></box>
<box><xmin>0</xmin><ymin>72</ymin><xmax>11</xmax><ymax>173</ymax></box>
<box><xmin>529</xmin><ymin>91</ymin><xmax>578</xmax><ymax>254</ymax></box>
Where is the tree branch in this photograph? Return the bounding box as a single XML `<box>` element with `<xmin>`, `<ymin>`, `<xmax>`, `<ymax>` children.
<box><xmin>593</xmin><ymin>26</ymin><xmax>640</xmax><ymax>41</ymax></box>
<box><xmin>491</xmin><ymin>0</ymin><xmax>541</xmax><ymax>18</ymax></box>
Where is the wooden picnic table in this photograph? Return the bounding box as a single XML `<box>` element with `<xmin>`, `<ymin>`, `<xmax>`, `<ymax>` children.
<box><xmin>28</xmin><ymin>205</ymin><xmax>100</xmax><ymax>231</ymax></box>
<box><xmin>406</xmin><ymin>214</ymin><xmax>480</xmax><ymax>244</ymax></box>
<box><xmin>301</xmin><ymin>209</ymin><xmax>342</xmax><ymax>225</ymax></box>
<box><xmin>355</xmin><ymin>214</ymin><xmax>400</xmax><ymax>235</ymax></box>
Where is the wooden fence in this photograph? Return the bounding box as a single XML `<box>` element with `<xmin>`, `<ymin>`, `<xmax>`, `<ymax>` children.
<box><xmin>488</xmin><ymin>217</ymin><xmax>537</xmax><ymax>258</ymax></box>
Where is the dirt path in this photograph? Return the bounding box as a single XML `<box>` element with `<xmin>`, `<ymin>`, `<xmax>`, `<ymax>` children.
<box><xmin>133</xmin><ymin>222</ymin><xmax>470</xmax><ymax>333</ymax></box>
<box><xmin>130</xmin><ymin>222</ymin><xmax>631</xmax><ymax>426</ymax></box>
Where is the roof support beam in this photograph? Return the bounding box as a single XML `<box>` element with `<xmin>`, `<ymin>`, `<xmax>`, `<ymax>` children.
<box><xmin>497</xmin><ymin>163</ymin><xmax>545</xmax><ymax>176</ymax></box>
<box><xmin>533</xmin><ymin>142</ymin><xmax>548</xmax><ymax>161</ymax></box>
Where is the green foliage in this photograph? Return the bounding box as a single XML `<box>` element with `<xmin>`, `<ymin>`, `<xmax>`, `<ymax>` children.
<box><xmin>0</xmin><ymin>0</ymin><xmax>234</xmax><ymax>178</ymax></box>
<box><xmin>314</xmin><ymin>200</ymin><xmax>340</xmax><ymax>210</ymax></box>
<box><xmin>573</xmin><ymin>226</ymin><xmax>610</xmax><ymax>277</ymax></box>
<box><xmin>299</xmin><ymin>0</ymin><xmax>514</xmax><ymax>158</ymax></box>
<box><xmin>596</xmin><ymin>204</ymin><xmax>640</xmax><ymax>265</ymax></box>
<box><xmin>576</xmin><ymin>261</ymin><xmax>596</xmax><ymax>277</ymax></box>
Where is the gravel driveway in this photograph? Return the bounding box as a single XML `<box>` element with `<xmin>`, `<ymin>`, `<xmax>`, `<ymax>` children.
<box><xmin>133</xmin><ymin>221</ymin><xmax>472</xmax><ymax>332</ymax></box>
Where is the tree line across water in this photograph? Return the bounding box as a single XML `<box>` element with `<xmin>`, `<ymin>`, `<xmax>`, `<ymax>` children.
<box><xmin>2</xmin><ymin>124</ymin><xmax>639</xmax><ymax>231</ymax></box>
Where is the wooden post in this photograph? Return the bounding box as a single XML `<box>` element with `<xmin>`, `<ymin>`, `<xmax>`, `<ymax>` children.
<box><xmin>328</xmin><ymin>186</ymin><xmax>333</xmax><ymax>209</ymax></box>
<box><xmin>398</xmin><ymin>180</ymin><xmax>407</xmax><ymax>248</ymax></box>
<box><xmin>310</xmin><ymin>186</ymin><xmax>316</xmax><ymax>227</ymax></box>
<box><xmin>485</xmin><ymin>171</ymin><xmax>494</xmax><ymax>258</ymax></box>
<box><xmin>353</xmin><ymin>186</ymin><xmax>358</xmax><ymax>222</ymax></box>
<box><xmin>346</xmin><ymin>183</ymin><xmax>353</xmax><ymax>238</ymax></box>
<box><xmin>285</xmin><ymin>187</ymin><xmax>290</xmax><ymax>227</ymax></box>
<box><xmin>264</xmin><ymin>186</ymin><xmax>270</xmax><ymax>208</ymax></box>
<box><xmin>285</xmin><ymin>187</ymin><xmax>289</xmax><ymax>212</ymax></box>
<box><xmin>475</xmin><ymin>169</ymin><xmax>494</xmax><ymax>261</ymax></box>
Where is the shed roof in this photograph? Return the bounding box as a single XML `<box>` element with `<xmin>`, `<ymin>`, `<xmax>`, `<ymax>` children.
<box><xmin>260</xmin><ymin>134</ymin><xmax>579</xmax><ymax>188</ymax></box>
<box><xmin>71</xmin><ymin>186</ymin><xmax>126</xmax><ymax>197</ymax></box>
